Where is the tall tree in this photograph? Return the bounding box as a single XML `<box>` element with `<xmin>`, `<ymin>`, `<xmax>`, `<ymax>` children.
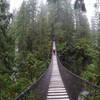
<box><xmin>0</xmin><ymin>0</ymin><xmax>14</xmax><ymax>71</ymax></box>
<box><xmin>13</xmin><ymin>0</ymin><xmax>51</xmax><ymax>83</ymax></box>
<box><xmin>0</xmin><ymin>0</ymin><xmax>15</xmax><ymax>99</ymax></box>
<box><xmin>74</xmin><ymin>0</ymin><xmax>86</xmax><ymax>12</ymax></box>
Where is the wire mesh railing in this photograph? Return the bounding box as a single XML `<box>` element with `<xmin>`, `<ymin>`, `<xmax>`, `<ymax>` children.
<box><xmin>57</xmin><ymin>57</ymin><xmax>100</xmax><ymax>100</ymax></box>
<box><xmin>14</xmin><ymin>60</ymin><xmax>53</xmax><ymax>100</ymax></box>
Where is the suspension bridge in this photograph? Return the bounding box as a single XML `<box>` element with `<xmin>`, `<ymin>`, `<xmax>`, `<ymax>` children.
<box><xmin>15</xmin><ymin>41</ymin><xmax>100</xmax><ymax>100</ymax></box>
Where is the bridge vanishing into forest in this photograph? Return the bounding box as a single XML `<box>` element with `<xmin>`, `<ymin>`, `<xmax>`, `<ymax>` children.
<box><xmin>15</xmin><ymin>41</ymin><xmax>100</xmax><ymax>100</ymax></box>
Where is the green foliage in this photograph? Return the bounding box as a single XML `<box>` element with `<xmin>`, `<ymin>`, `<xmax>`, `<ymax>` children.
<box><xmin>17</xmin><ymin>53</ymin><xmax>49</xmax><ymax>81</ymax></box>
<box><xmin>0</xmin><ymin>73</ymin><xmax>31</xmax><ymax>100</ymax></box>
<box><xmin>82</xmin><ymin>64</ymin><xmax>100</xmax><ymax>84</ymax></box>
<box><xmin>58</xmin><ymin>38</ymin><xmax>94</xmax><ymax>75</ymax></box>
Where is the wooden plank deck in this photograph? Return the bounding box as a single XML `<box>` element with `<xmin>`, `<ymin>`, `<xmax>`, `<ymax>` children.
<box><xmin>46</xmin><ymin>42</ymin><xmax>70</xmax><ymax>100</ymax></box>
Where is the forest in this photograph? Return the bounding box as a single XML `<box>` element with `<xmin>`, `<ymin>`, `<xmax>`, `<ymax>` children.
<box><xmin>0</xmin><ymin>0</ymin><xmax>100</xmax><ymax>100</ymax></box>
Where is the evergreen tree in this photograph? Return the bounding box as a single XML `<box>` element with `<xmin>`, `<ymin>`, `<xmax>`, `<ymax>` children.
<box><xmin>0</xmin><ymin>0</ymin><xmax>15</xmax><ymax>99</ymax></box>
<box><xmin>0</xmin><ymin>0</ymin><xmax>14</xmax><ymax>71</ymax></box>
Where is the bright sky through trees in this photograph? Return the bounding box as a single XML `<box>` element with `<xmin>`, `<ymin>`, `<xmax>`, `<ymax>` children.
<box><xmin>72</xmin><ymin>0</ymin><xmax>96</xmax><ymax>23</ymax></box>
<box><xmin>10</xmin><ymin>0</ymin><xmax>96</xmax><ymax>23</ymax></box>
<box><xmin>10</xmin><ymin>0</ymin><xmax>46</xmax><ymax>12</ymax></box>
<box><xmin>10</xmin><ymin>0</ymin><xmax>24</xmax><ymax>12</ymax></box>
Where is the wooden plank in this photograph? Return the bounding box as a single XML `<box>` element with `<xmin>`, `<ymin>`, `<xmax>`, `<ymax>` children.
<box><xmin>47</xmin><ymin>95</ymin><xmax>69</xmax><ymax>99</ymax></box>
<box><xmin>48</xmin><ymin>93</ymin><xmax>68</xmax><ymax>95</ymax></box>
<box><xmin>48</xmin><ymin>98</ymin><xmax>70</xmax><ymax>100</ymax></box>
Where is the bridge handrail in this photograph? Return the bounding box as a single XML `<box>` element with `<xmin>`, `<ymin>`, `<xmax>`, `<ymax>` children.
<box><xmin>57</xmin><ymin>57</ymin><xmax>100</xmax><ymax>89</ymax></box>
<box><xmin>14</xmin><ymin>61</ymin><xmax>52</xmax><ymax>100</ymax></box>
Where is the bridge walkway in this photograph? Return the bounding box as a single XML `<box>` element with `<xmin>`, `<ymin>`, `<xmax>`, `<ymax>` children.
<box><xmin>47</xmin><ymin>42</ymin><xmax>70</xmax><ymax>100</ymax></box>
